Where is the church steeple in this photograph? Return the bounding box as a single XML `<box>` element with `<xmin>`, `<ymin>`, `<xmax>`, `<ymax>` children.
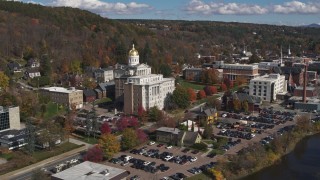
<box><xmin>128</xmin><ymin>44</ymin><xmax>139</xmax><ymax>66</ymax></box>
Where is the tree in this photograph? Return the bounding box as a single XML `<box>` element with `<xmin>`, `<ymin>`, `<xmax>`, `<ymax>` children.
<box><xmin>242</xmin><ymin>101</ymin><xmax>249</xmax><ymax>112</ymax></box>
<box><xmin>148</xmin><ymin>106</ymin><xmax>162</xmax><ymax>122</ymax></box>
<box><xmin>99</xmin><ymin>133</ymin><xmax>120</xmax><ymax>160</ymax></box>
<box><xmin>207</xmin><ymin>97</ymin><xmax>222</xmax><ymax>110</ymax></box>
<box><xmin>249</xmin><ymin>53</ymin><xmax>261</xmax><ymax>64</ymax></box>
<box><xmin>207</xmin><ymin>168</ymin><xmax>224</xmax><ymax>180</ymax></box>
<box><xmin>100</xmin><ymin>122</ymin><xmax>111</xmax><ymax>135</ymax></box>
<box><xmin>64</xmin><ymin>105</ymin><xmax>76</xmax><ymax>142</ymax></box>
<box><xmin>137</xmin><ymin>105</ymin><xmax>148</xmax><ymax>125</ymax></box>
<box><xmin>116</xmin><ymin>117</ymin><xmax>129</xmax><ymax>131</ymax></box>
<box><xmin>296</xmin><ymin>115</ymin><xmax>311</xmax><ymax>132</ymax></box>
<box><xmin>235</xmin><ymin>76</ymin><xmax>247</xmax><ymax>86</ymax></box>
<box><xmin>121</xmin><ymin>128</ymin><xmax>138</xmax><ymax>150</ymax></box>
<box><xmin>221</xmin><ymin>83</ymin><xmax>227</xmax><ymax>91</ymax></box>
<box><xmin>159</xmin><ymin>64</ymin><xmax>172</xmax><ymax>77</ymax></box>
<box><xmin>210</xmin><ymin>86</ymin><xmax>218</xmax><ymax>94</ymax></box>
<box><xmin>70</xmin><ymin>60</ymin><xmax>82</xmax><ymax>74</ymax></box>
<box><xmin>38</xmin><ymin>121</ymin><xmax>63</xmax><ymax>150</ymax></box>
<box><xmin>203</xmin><ymin>124</ymin><xmax>213</xmax><ymax>139</ymax></box>
<box><xmin>136</xmin><ymin>129</ymin><xmax>148</xmax><ymax>144</ymax></box>
<box><xmin>204</xmin><ymin>86</ymin><xmax>217</xmax><ymax>96</ymax></box>
<box><xmin>0</xmin><ymin>71</ymin><xmax>9</xmax><ymax>92</ymax></box>
<box><xmin>198</xmin><ymin>90</ymin><xmax>206</xmax><ymax>99</ymax></box>
<box><xmin>128</xmin><ymin>116</ymin><xmax>139</xmax><ymax>128</ymax></box>
<box><xmin>233</xmin><ymin>98</ymin><xmax>241</xmax><ymax>112</ymax></box>
<box><xmin>172</xmin><ymin>86</ymin><xmax>190</xmax><ymax>109</ymax></box>
<box><xmin>191</xmin><ymin>121</ymin><xmax>195</xmax><ymax>132</ymax></box>
<box><xmin>83</xmin><ymin>77</ymin><xmax>97</xmax><ymax>89</ymax></box>
<box><xmin>25</xmin><ymin>118</ymin><xmax>36</xmax><ymax>154</ymax></box>
<box><xmin>187</xmin><ymin>88</ymin><xmax>197</xmax><ymax>101</ymax></box>
<box><xmin>223</xmin><ymin>78</ymin><xmax>232</xmax><ymax>89</ymax></box>
<box><xmin>84</xmin><ymin>145</ymin><xmax>104</xmax><ymax>162</ymax></box>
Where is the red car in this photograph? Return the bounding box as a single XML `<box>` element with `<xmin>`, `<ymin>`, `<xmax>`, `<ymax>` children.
<box><xmin>157</xmin><ymin>144</ymin><xmax>164</xmax><ymax>147</ymax></box>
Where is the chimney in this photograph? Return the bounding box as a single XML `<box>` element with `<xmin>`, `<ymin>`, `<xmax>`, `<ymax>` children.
<box><xmin>302</xmin><ymin>59</ymin><xmax>308</xmax><ymax>103</ymax></box>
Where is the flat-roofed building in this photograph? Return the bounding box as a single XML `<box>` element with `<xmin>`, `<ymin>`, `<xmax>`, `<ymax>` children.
<box><xmin>40</xmin><ymin>87</ymin><xmax>83</xmax><ymax>109</ymax></box>
<box><xmin>0</xmin><ymin>106</ymin><xmax>20</xmax><ymax>131</ymax></box>
<box><xmin>51</xmin><ymin>161</ymin><xmax>129</xmax><ymax>180</ymax></box>
<box><xmin>249</xmin><ymin>74</ymin><xmax>287</xmax><ymax>102</ymax></box>
<box><xmin>221</xmin><ymin>63</ymin><xmax>259</xmax><ymax>82</ymax></box>
<box><xmin>124</xmin><ymin>74</ymin><xmax>175</xmax><ymax>114</ymax></box>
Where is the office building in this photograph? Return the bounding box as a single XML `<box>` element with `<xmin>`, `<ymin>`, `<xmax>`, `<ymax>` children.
<box><xmin>40</xmin><ymin>87</ymin><xmax>83</xmax><ymax>109</ymax></box>
<box><xmin>0</xmin><ymin>106</ymin><xmax>20</xmax><ymax>131</ymax></box>
<box><xmin>249</xmin><ymin>74</ymin><xmax>287</xmax><ymax>102</ymax></box>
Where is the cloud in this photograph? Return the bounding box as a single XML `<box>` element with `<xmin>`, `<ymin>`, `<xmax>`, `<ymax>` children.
<box><xmin>48</xmin><ymin>0</ymin><xmax>152</xmax><ymax>15</ymax></box>
<box><xmin>273</xmin><ymin>1</ymin><xmax>320</xmax><ymax>14</ymax></box>
<box><xmin>185</xmin><ymin>0</ymin><xmax>268</xmax><ymax>15</ymax></box>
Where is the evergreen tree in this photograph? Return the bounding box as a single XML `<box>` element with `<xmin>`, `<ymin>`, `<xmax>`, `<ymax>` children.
<box><xmin>25</xmin><ymin>118</ymin><xmax>36</xmax><ymax>154</ymax></box>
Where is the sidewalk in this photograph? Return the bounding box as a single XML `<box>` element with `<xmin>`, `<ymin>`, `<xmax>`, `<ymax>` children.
<box><xmin>0</xmin><ymin>146</ymin><xmax>87</xmax><ymax>180</ymax></box>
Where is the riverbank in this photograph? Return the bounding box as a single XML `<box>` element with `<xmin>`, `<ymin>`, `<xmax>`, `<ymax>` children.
<box><xmin>213</xmin><ymin>119</ymin><xmax>320</xmax><ymax>180</ymax></box>
<box><xmin>242</xmin><ymin>133</ymin><xmax>320</xmax><ymax>180</ymax></box>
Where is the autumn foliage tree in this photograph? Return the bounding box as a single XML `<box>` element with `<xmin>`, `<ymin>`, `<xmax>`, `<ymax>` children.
<box><xmin>187</xmin><ymin>88</ymin><xmax>197</xmax><ymax>101</ymax></box>
<box><xmin>0</xmin><ymin>72</ymin><xmax>9</xmax><ymax>92</ymax></box>
<box><xmin>136</xmin><ymin>129</ymin><xmax>148</xmax><ymax>144</ymax></box>
<box><xmin>100</xmin><ymin>122</ymin><xmax>111</xmax><ymax>135</ymax></box>
<box><xmin>198</xmin><ymin>90</ymin><xmax>206</xmax><ymax>99</ymax></box>
<box><xmin>138</xmin><ymin>105</ymin><xmax>148</xmax><ymax>125</ymax></box>
<box><xmin>99</xmin><ymin>133</ymin><xmax>120</xmax><ymax>160</ymax></box>
<box><xmin>84</xmin><ymin>145</ymin><xmax>103</xmax><ymax>162</ymax></box>
<box><xmin>204</xmin><ymin>86</ymin><xmax>217</xmax><ymax>96</ymax></box>
<box><xmin>121</xmin><ymin>128</ymin><xmax>138</xmax><ymax>150</ymax></box>
<box><xmin>221</xmin><ymin>83</ymin><xmax>227</xmax><ymax>91</ymax></box>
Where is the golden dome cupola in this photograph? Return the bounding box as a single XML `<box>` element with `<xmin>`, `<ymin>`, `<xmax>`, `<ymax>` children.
<box><xmin>128</xmin><ymin>44</ymin><xmax>139</xmax><ymax>66</ymax></box>
<box><xmin>129</xmin><ymin>44</ymin><xmax>139</xmax><ymax>57</ymax></box>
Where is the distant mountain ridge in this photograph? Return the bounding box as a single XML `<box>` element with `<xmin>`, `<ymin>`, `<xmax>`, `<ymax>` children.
<box><xmin>303</xmin><ymin>23</ymin><xmax>320</xmax><ymax>28</ymax></box>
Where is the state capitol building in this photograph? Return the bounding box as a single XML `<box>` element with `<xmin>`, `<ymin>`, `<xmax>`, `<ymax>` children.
<box><xmin>114</xmin><ymin>45</ymin><xmax>175</xmax><ymax>114</ymax></box>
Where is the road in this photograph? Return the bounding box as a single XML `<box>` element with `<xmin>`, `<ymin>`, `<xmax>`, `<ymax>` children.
<box><xmin>12</xmin><ymin>154</ymin><xmax>82</xmax><ymax>180</ymax></box>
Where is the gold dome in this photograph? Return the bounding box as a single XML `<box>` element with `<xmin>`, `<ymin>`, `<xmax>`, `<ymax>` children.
<box><xmin>129</xmin><ymin>44</ymin><xmax>139</xmax><ymax>56</ymax></box>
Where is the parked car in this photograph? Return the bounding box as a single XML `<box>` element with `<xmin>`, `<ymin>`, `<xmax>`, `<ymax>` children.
<box><xmin>148</xmin><ymin>141</ymin><xmax>155</xmax><ymax>145</ymax></box>
<box><xmin>166</xmin><ymin>145</ymin><xmax>173</xmax><ymax>149</ymax></box>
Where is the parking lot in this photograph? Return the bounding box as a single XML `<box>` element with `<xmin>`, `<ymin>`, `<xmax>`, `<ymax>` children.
<box><xmin>103</xmin><ymin>144</ymin><xmax>217</xmax><ymax>179</ymax></box>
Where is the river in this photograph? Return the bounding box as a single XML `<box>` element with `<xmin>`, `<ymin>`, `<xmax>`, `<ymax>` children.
<box><xmin>242</xmin><ymin>133</ymin><xmax>320</xmax><ymax>180</ymax></box>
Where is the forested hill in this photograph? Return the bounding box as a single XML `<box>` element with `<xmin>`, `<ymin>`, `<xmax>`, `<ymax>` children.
<box><xmin>0</xmin><ymin>1</ymin><xmax>319</xmax><ymax>75</ymax></box>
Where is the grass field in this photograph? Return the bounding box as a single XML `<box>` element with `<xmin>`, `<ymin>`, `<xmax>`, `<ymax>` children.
<box><xmin>43</xmin><ymin>102</ymin><xmax>65</xmax><ymax>120</ymax></box>
<box><xmin>32</xmin><ymin>142</ymin><xmax>82</xmax><ymax>161</ymax></box>
<box><xmin>179</xmin><ymin>80</ymin><xmax>205</xmax><ymax>90</ymax></box>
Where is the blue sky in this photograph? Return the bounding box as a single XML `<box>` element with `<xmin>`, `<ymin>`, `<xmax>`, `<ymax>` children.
<box><xmin>18</xmin><ymin>0</ymin><xmax>320</xmax><ymax>26</ymax></box>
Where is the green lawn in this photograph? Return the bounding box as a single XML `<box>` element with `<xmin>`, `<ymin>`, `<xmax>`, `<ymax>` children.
<box><xmin>43</xmin><ymin>102</ymin><xmax>65</xmax><ymax>120</ymax></box>
<box><xmin>32</xmin><ymin>142</ymin><xmax>82</xmax><ymax>161</ymax></box>
<box><xmin>179</xmin><ymin>80</ymin><xmax>205</xmax><ymax>90</ymax></box>
<box><xmin>73</xmin><ymin>134</ymin><xmax>99</xmax><ymax>145</ymax></box>
<box><xmin>0</xmin><ymin>153</ymin><xmax>13</xmax><ymax>160</ymax></box>
<box><xmin>187</xmin><ymin>173</ymin><xmax>212</xmax><ymax>180</ymax></box>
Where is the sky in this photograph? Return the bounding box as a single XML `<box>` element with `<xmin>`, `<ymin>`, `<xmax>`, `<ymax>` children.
<box><xmin>15</xmin><ymin>0</ymin><xmax>320</xmax><ymax>26</ymax></box>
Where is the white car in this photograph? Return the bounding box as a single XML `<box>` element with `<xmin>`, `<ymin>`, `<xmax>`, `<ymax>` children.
<box><xmin>222</xmin><ymin>113</ymin><xmax>227</xmax><ymax>118</ymax></box>
<box><xmin>221</xmin><ymin>129</ymin><xmax>227</xmax><ymax>133</ymax></box>
<box><xmin>148</xmin><ymin>141</ymin><xmax>155</xmax><ymax>145</ymax></box>
<box><xmin>143</xmin><ymin>161</ymin><xmax>151</xmax><ymax>166</ymax></box>
<box><xmin>164</xmin><ymin>155</ymin><xmax>173</xmax><ymax>161</ymax></box>
<box><xmin>190</xmin><ymin>157</ymin><xmax>197</xmax><ymax>162</ymax></box>
<box><xmin>166</xmin><ymin>145</ymin><xmax>172</xmax><ymax>149</ymax></box>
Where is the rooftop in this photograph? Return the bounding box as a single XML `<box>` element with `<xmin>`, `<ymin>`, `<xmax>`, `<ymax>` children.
<box><xmin>251</xmin><ymin>73</ymin><xmax>282</xmax><ymax>82</ymax></box>
<box><xmin>156</xmin><ymin>127</ymin><xmax>180</xmax><ymax>135</ymax></box>
<box><xmin>221</xmin><ymin>63</ymin><xmax>258</xmax><ymax>70</ymax></box>
<box><xmin>51</xmin><ymin>161</ymin><xmax>129</xmax><ymax>180</ymax></box>
<box><xmin>42</xmin><ymin>87</ymin><xmax>82</xmax><ymax>94</ymax></box>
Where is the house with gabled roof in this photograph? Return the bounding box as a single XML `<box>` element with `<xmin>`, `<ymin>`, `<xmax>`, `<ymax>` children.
<box><xmin>7</xmin><ymin>62</ymin><xmax>22</xmax><ymax>73</ymax></box>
